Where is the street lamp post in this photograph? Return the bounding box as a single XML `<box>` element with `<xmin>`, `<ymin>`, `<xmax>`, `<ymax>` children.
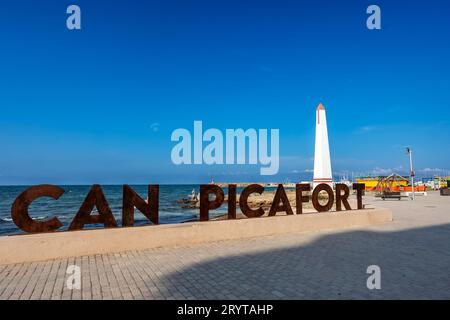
<box><xmin>406</xmin><ymin>147</ymin><xmax>415</xmax><ymax>200</ymax></box>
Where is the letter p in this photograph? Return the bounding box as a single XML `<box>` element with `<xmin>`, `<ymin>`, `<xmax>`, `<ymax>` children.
<box><xmin>199</xmin><ymin>185</ymin><xmax>224</xmax><ymax>221</ymax></box>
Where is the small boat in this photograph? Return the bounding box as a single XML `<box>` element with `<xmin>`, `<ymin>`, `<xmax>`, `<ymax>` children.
<box><xmin>177</xmin><ymin>189</ymin><xmax>199</xmax><ymax>207</ymax></box>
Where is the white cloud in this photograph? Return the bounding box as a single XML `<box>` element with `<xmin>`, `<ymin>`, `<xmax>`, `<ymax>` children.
<box><xmin>356</xmin><ymin>126</ymin><xmax>377</xmax><ymax>133</ymax></box>
<box><xmin>370</xmin><ymin>166</ymin><xmax>404</xmax><ymax>175</ymax></box>
<box><xmin>420</xmin><ymin>168</ymin><xmax>441</xmax><ymax>172</ymax></box>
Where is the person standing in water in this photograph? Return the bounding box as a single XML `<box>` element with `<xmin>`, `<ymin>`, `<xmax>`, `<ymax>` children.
<box><xmin>190</xmin><ymin>189</ymin><xmax>198</xmax><ymax>202</ymax></box>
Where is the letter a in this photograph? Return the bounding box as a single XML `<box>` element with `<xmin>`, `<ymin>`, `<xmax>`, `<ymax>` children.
<box><xmin>68</xmin><ymin>185</ymin><xmax>118</xmax><ymax>230</ymax></box>
<box><xmin>366</xmin><ymin>265</ymin><xmax>381</xmax><ymax>290</ymax></box>
<box><xmin>171</xmin><ymin>128</ymin><xmax>192</xmax><ymax>164</ymax></box>
<box><xmin>66</xmin><ymin>5</ymin><xmax>81</xmax><ymax>30</ymax></box>
<box><xmin>66</xmin><ymin>265</ymin><xmax>81</xmax><ymax>290</ymax></box>
<box><xmin>366</xmin><ymin>5</ymin><xmax>381</xmax><ymax>30</ymax></box>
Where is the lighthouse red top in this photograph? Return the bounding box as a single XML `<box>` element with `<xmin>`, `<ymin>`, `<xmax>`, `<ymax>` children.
<box><xmin>317</xmin><ymin>103</ymin><xmax>325</xmax><ymax>124</ymax></box>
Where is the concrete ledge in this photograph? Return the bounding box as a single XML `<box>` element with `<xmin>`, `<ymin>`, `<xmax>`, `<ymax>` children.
<box><xmin>0</xmin><ymin>208</ymin><xmax>392</xmax><ymax>265</ymax></box>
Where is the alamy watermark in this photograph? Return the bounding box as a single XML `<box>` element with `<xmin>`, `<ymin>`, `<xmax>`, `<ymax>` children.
<box><xmin>171</xmin><ymin>121</ymin><xmax>279</xmax><ymax>175</ymax></box>
<box><xmin>367</xmin><ymin>5</ymin><xmax>381</xmax><ymax>30</ymax></box>
<box><xmin>66</xmin><ymin>265</ymin><xmax>81</xmax><ymax>290</ymax></box>
<box><xmin>65</xmin><ymin>5</ymin><xmax>380</xmax><ymax>31</ymax></box>
<box><xmin>366</xmin><ymin>265</ymin><xmax>381</xmax><ymax>290</ymax></box>
<box><xmin>66</xmin><ymin>5</ymin><xmax>81</xmax><ymax>30</ymax></box>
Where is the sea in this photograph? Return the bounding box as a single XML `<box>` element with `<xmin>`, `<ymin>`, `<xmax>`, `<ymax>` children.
<box><xmin>0</xmin><ymin>185</ymin><xmax>276</xmax><ymax>236</ymax></box>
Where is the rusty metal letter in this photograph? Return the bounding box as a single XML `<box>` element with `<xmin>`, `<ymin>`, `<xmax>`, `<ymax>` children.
<box><xmin>228</xmin><ymin>184</ymin><xmax>237</xmax><ymax>219</ymax></box>
<box><xmin>353</xmin><ymin>183</ymin><xmax>365</xmax><ymax>209</ymax></box>
<box><xmin>68</xmin><ymin>185</ymin><xmax>118</xmax><ymax>231</ymax></box>
<box><xmin>11</xmin><ymin>185</ymin><xmax>64</xmax><ymax>233</ymax></box>
<box><xmin>312</xmin><ymin>183</ymin><xmax>334</xmax><ymax>212</ymax></box>
<box><xmin>336</xmin><ymin>184</ymin><xmax>352</xmax><ymax>211</ymax></box>
<box><xmin>199</xmin><ymin>185</ymin><xmax>225</xmax><ymax>221</ymax></box>
<box><xmin>269</xmin><ymin>184</ymin><xmax>294</xmax><ymax>216</ymax></box>
<box><xmin>295</xmin><ymin>184</ymin><xmax>310</xmax><ymax>214</ymax></box>
<box><xmin>122</xmin><ymin>185</ymin><xmax>159</xmax><ymax>227</ymax></box>
<box><xmin>239</xmin><ymin>184</ymin><xmax>265</xmax><ymax>218</ymax></box>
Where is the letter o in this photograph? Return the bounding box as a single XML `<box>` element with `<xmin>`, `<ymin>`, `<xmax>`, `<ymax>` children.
<box><xmin>312</xmin><ymin>184</ymin><xmax>334</xmax><ymax>212</ymax></box>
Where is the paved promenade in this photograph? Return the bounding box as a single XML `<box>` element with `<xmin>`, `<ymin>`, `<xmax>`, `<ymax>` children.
<box><xmin>1</xmin><ymin>192</ymin><xmax>450</xmax><ymax>299</ymax></box>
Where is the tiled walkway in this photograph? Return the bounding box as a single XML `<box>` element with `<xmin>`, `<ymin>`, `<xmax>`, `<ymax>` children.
<box><xmin>1</xmin><ymin>193</ymin><xmax>450</xmax><ymax>299</ymax></box>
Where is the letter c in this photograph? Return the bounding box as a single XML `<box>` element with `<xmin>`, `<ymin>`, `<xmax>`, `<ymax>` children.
<box><xmin>239</xmin><ymin>184</ymin><xmax>265</xmax><ymax>218</ymax></box>
<box><xmin>11</xmin><ymin>185</ymin><xmax>64</xmax><ymax>233</ymax></box>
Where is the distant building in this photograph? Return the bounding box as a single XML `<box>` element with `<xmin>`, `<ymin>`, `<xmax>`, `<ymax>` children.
<box><xmin>356</xmin><ymin>174</ymin><xmax>428</xmax><ymax>192</ymax></box>
<box><xmin>356</xmin><ymin>175</ymin><xmax>408</xmax><ymax>191</ymax></box>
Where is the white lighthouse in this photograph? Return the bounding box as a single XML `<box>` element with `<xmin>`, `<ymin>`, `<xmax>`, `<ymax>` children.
<box><xmin>313</xmin><ymin>103</ymin><xmax>333</xmax><ymax>188</ymax></box>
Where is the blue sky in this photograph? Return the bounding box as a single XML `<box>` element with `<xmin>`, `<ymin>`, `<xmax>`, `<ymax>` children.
<box><xmin>0</xmin><ymin>0</ymin><xmax>449</xmax><ymax>184</ymax></box>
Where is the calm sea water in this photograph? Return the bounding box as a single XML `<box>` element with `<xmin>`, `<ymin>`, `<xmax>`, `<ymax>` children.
<box><xmin>0</xmin><ymin>185</ymin><xmax>238</xmax><ymax>236</ymax></box>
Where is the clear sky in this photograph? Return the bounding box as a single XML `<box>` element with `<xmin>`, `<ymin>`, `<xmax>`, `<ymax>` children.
<box><xmin>1</xmin><ymin>0</ymin><xmax>449</xmax><ymax>184</ymax></box>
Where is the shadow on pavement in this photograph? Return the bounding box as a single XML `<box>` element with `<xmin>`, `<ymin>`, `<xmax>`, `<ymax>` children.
<box><xmin>157</xmin><ymin>223</ymin><xmax>450</xmax><ymax>299</ymax></box>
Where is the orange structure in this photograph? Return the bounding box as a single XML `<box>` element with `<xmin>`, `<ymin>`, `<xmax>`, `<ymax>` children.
<box><xmin>357</xmin><ymin>174</ymin><xmax>427</xmax><ymax>193</ymax></box>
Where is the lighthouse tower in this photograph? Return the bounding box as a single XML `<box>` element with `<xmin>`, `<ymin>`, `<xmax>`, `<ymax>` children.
<box><xmin>313</xmin><ymin>103</ymin><xmax>333</xmax><ymax>188</ymax></box>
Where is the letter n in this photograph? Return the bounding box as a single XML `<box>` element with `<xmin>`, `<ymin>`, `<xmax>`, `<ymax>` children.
<box><xmin>122</xmin><ymin>185</ymin><xmax>159</xmax><ymax>226</ymax></box>
<box><xmin>68</xmin><ymin>185</ymin><xmax>118</xmax><ymax>231</ymax></box>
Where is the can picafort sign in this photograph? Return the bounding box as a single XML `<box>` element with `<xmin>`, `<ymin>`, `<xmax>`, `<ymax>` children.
<box><xmin>11</xmin><ymin>183</ymin><xmax>365</xmax><ymax>234</ymax></box>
